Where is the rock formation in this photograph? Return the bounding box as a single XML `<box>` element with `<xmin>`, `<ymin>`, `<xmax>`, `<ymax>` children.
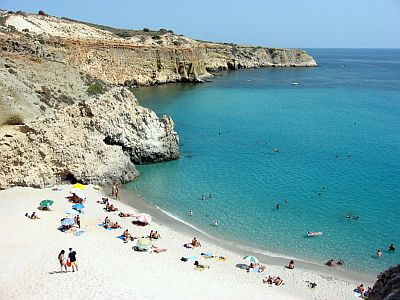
<box><xmin>0</xmin><ymin>88</ymin><xmax>179</xmax><ymax>189</ymax></box>
<box><xmin>0</xmin><ymin>10</ymin><xmax>317</xmax><ymax>190</ymax></box>
<box><xmin>369</xmin><ymin>264</ymin><xmax>400</xmax><ymax>300</ymax></box>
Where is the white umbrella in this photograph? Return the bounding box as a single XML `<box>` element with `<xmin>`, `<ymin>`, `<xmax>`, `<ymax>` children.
<box><xmin>71</xmin><ymin>188</ymin><xmax>85</xmax><ymax>199</ymax></box>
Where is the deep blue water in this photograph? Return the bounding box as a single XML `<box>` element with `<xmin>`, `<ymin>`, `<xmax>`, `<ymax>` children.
<box><xmin>127</xmin><ymin>49</ymin><xmax>400</xmax><ymax>274</ymax></box>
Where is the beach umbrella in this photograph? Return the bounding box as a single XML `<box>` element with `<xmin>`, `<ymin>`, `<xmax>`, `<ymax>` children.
<box><xmin>65</xmin><ymin>209</ymin><xmax>81</xmax><ymax>215</ymax></box>
<box><xmin>134</xmin><ymin>213</ymin><xmax>152</xmax><ymax>224</ymax></box>
<box><xmin>71</xmin><ymin>189</ymin><xmax>85</xmax><ymax>199</ymax></box>
<box><xmin>39</xmin><ymin>199</ymin><xmax>54</xmax><ymax>207</ymax></box>
<box><xmin>72</xmin><ymin>204</ymin><xmax>85</xmax><ymax>210</ymax></box>
<box><xmin>61</xmin><ymin>218</ymin><xmax>74</xmax><ymax>226</ymax></box>
<box><xmin>73</xmin><ymin>183</ymin><xmax>86</xmax><ymax>190</ymax></box>
<box><xmin>136</xmin><ymin>237</ymin><xmax>152</xmax><ymax>251</ymax></box>
<box><xmin>243</xmin><ymin>256</ymin><xmax>259</xmax><ymax>264</ymax></box>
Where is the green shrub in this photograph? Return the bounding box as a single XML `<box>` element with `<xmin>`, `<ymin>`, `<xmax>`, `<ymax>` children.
<box><xmin>87</xmin><ymin>82</ymin><xmax>104</xmax><ymax>95</ymax></box>
<box><xmin>143</xmin><ymin>28</ymin><xmax>150</xmax><ymax>32</ymax></box>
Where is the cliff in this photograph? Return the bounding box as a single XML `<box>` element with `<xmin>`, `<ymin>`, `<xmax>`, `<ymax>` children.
<box><xmin>0</xmin><ymin>10</ymin><xmax>316</xmax><ymax>189</ymax></box>
<box><xmin>0</xmin><ymin>88</ymin><xmax>179</xmax><ymax>188</ymax></box>
<box><xmin>369</xmin><ymin>264</ymin><xmax>400</xmax><ymax>300</ymax></box>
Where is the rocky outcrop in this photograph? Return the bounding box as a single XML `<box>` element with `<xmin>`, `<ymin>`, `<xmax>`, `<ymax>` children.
<box><xmin>369</xmin><ymin>264</ymin><xmax>400</xmax><ymax>300</ymax></box>
<box><xmin>0</xmin><ymin>88</ymin><xmax>179</xmax><ymax>189</ymax></box>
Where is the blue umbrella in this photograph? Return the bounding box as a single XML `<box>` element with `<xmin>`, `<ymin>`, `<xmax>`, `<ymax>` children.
<box><xmin>72</xmin><ymin>204</ymin><xmax>85</xmax><ymax>210</ymax></box>
<box><xmin>65</xmin><ymin>209</ymin><xmax>80</xmax><ymax>215</ymax></box>
<box><xmin>61</xmin><ymin>218</ymin><xmax>74</xmax><ymax>226</ymax></box>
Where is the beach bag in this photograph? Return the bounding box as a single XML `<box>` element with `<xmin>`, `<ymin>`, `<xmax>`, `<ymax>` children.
<box><xmin>67</xmin><ymin>260</ymin><xmax>71</xmax><ymax>267</ymax></box>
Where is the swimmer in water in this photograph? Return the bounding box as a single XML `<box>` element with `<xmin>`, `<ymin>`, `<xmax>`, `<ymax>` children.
<box><xmin>189</xmin><ymin>210</ymin><xmax>193</xmax><ymax>217</ymax></box>
<box><xmin>201</xmin><ymin>195</ymin><xmax>205</xmax><ymax>200</ymax></box>
<box><xmin>209</xmin><ymin>193</ymin><xmax>212</xmax><ymax>199</ymax></box>
<box><xmin>276</xmin><ymin>204</ymin><xmax>280</xmax><ymax>210</ymax></box>
<box><xmin>213</xmin><ymin>220</ymin><xmax>218</xmax><ymax>226</ymax></box>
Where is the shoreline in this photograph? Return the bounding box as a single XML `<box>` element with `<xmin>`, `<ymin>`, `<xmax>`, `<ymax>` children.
<box><xmin>119</xmin><ymin>186</ymin><xmax>376</xmax><ymax>284</ymax></box>
<box><xmin>0</xmin><ymin>185</ymin><xmax>375</xmax><ymax>299</ymax></box>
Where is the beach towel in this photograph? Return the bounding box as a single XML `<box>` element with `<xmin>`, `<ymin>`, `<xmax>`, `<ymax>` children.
<box><xmin>201</xmin><ymin>252</ymin><xmax>214</xmax><ymax>259</ymax></box>
<box><xmin>74</xmin><ymin>230</ymin><xmax>84</xmax><ymax>236</ymax></box>
<box><xmin>216</xmin><ymin>256</ymin><xmax>227</xmax><ymax>261</ymax></box>
<box><xmin>194</xmin><ymin>267</ymin><xmax>206</xmax><ymax>271</ymax></box>
<box><xmin>116</xmin><ymin>235</ymin><xmax>125</xmax><ymax>240</ymax></box>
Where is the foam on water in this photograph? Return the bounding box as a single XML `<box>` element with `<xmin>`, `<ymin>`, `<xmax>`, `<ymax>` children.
<box><xmin>126</xmin><ymin>49</ymin><xmax>400</xmax><ymax>275</ymax></box>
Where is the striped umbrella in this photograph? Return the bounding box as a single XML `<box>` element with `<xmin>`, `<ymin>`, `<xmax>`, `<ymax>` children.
<box><xmin>137</xmin><ymin>238</ymin><xmax>152</xmax><ymax>251</ymax></box>
<box><xmin>243</xmin><ymin>256</ymin><xmax>259</xmax><ymax>264</ymax></box>
<box><xmin>134</xmin><ymin>213</ymin><xmax>152</xmax><ymax>224</ymax></box>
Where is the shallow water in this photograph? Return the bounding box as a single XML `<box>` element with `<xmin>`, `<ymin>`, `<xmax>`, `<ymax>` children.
<box><xmin>126</xmin><ymin>49</ymin><xmax>400</xmax><ymax>275</ymax></box>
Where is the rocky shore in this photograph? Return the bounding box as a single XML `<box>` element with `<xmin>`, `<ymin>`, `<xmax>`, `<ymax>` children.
<box><xmin>0</xmin><ymin>10</ymin><xmax>315</xmax><ymax>189</ymax></box>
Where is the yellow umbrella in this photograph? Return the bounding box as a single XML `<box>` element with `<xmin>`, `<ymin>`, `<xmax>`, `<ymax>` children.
<box><xmin>73</xmin><ymin>183</ymin><xmax>85</xmax><ymax>190</ymax></box>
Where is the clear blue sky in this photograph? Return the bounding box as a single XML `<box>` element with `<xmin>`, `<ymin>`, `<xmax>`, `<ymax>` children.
<box><xmin>1</xmin><ymin>0</ymin><xmax>399</xmax><ymax>48</ymax></box>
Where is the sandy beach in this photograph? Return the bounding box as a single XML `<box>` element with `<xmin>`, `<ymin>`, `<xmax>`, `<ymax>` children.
<box><xmin>0</xmin><ymin>185</ymin><xmax>374</xmax><ymax>300</ymax></box>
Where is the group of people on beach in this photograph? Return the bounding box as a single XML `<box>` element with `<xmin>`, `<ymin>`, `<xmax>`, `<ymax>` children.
<box><xmin>57</xmin><ymin>247</ymin><xmax>78</xmax><ymax>273</ymax></box>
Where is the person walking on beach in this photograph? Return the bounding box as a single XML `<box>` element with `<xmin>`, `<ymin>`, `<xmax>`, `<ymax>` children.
<box><xmin>68</xmin><ymin>250</ymin><xmax>78</xmax><ymax>272</ymax></box>
<box><xmin>58</xmin><ymin>250</ymin><xmax>67</xmax><ymax>273</ymax></box>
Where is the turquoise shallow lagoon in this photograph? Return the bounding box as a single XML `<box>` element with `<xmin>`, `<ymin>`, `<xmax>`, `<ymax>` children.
<box><xmin>127</xmin><ymin>49</ymin><xmax>400</xmax><ymax>275</ymax></box>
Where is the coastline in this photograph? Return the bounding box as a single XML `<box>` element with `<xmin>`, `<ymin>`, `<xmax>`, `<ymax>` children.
<box><xmin>119</xmin><ymin>186</ymin><xmax>376</xmax><ymax>284</ymax></box>
<box><xmin>0</xmin><ymin>184</ymin><xmax>374</xmax><ymax>299</ymax></box>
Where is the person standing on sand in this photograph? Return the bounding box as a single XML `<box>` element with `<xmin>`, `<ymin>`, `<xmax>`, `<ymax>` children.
<box><xmin>69</xmin><ymin>250</ymin><xmax>78</xmax><ymax>272</ymax></box>
<box><xmin>112</xmin><ymin>184</ymin><xmax>116</xmax><ymax>198</ymax></box>
<box><xmin>76</xmin><ymin>215</ymin><xmax>81</xmax><ymax>229</ymax></box>
<box><xmin>115</xmin><ymin>183</ymin><xmax>120</xmax><ymax>200</ymax></box>
<box><xmin>58</xmin><ymin>250</ymin><xmax>67</xmax><ymax>273</ymax></box>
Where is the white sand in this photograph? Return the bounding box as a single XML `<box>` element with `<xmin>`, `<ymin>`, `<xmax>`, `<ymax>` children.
<box><xmin>0</xmin><ymin>185</ymin><xmax>370</xmax><ymax>299</ymax></box>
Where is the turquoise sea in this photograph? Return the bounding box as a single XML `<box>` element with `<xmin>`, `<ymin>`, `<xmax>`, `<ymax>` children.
<box><xmin>127</xmin><ymin>49</ymin><xmax>400</xmax><ymax>275</ymax></box>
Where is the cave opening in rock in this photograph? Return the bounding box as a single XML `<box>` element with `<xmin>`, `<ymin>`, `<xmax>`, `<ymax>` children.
<box><xmin>63</xmin><ymin>172</ymin><xmax>79</xmax><ymax>184</ymax></box>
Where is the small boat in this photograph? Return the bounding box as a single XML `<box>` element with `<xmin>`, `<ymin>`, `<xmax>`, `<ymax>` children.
<box><xmin>291</xmin><ymin>82</ymin><xmax>299</xmax><ymax>85</ymax></box>
<box><xmin>307</xmin><ymin>231</ymin><xmax>323</xmax><ymax>237</ymax></box>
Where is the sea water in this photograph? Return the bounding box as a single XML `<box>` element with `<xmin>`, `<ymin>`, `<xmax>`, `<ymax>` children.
<box><xmin>126</xmin><ymin>49</ymin><xmax>400</xmax><ymax>275</ymax></box>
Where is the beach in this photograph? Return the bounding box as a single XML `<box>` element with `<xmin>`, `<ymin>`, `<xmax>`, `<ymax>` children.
<box><xmin>0</xmin><ymin>185</ymin><xmax>374</xmax><ymax>299</ymax></box>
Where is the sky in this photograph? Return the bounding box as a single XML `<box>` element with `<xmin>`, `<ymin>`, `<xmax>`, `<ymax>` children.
<box><xmin>1</xmin><ymin>0</ymin><xmax>399</xmax><ymax>48</ymax></box>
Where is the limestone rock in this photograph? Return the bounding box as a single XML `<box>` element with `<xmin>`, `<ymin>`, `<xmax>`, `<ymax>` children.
<box><xmin>0</xmin><ymin>88</ymin><xmax>179</xmax><ymax>189</ymax></box>
<box><xmin>369</xmin><ymin>264</ymin><xmax>400</xmax><ymax>300</ymax></box>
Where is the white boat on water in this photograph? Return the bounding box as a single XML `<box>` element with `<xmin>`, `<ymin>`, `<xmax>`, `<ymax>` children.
<box><xmin>307</xmin><ymin>231</ymin><xmax>323</xmax><ymax>237</ymax></box>
<box><xmin>291</xmin><ymin>82</ymin><xmax>299</xmax><ymax>85</ymax></box>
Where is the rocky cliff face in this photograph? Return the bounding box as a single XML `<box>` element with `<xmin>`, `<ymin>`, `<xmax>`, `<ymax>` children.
<box><xmin>369</xmin><ymin>264</ymin><xmax>400</xmax><ymax>300</ymax></box>
<box><xmin>0</xmin><ymin>88</ymin><xmax>179</xmax><ymax>189</ymax></box>
<box><xmin>0</xmin><ymin>10</ymin><xmax>316</xmax><ymax>190</ymax></box>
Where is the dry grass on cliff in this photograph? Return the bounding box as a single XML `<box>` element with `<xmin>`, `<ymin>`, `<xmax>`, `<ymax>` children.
<box><xmin>61</xmin><ymin>17</ymin><xmax>174</xmax><ymax>39</ymax></box>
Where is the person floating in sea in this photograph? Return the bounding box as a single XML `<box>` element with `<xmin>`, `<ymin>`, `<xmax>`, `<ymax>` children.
<box><xmin>352</xmin><ymin>216</ymin><xmax>359</xmax><ymax>220</ymax></box>
<box><xmin>377</xmin><ymin>249</ymin><xmax>382</xmax><ymax>258</ymax></box>
<box><xmin>337</xmin><ymin>259</ymin><xmax>344</xmax><ymax>265</ymax></box>
<box><xmin>213</xmin><ymin>220</ymin><xmax>218</xmax><ymax>226</ymax></box>
<box><xmin>284</xmin><ymin>199</ymin><xmax>288</xmax><ymax>204</ymax></box>
<box><xmin>209</xmin><ymin>193</ymin><xmax>212</xmax><ymax>199</ymax></box>
<box><xmin>389</xmin><ymin>244</ymin><xmax>395</xmax><ymax>252</ymax></box>
<box><xmin>276</xmin><ymin>204</ymin><xmax>280</xmax><ymax>210</ymax></box>
<box><xmin>336</xmin><ymin>154</ymin><xmax>339</xmax><ymax>158</ymax></box>
<box><xmin>189</xmin><ymin>210</ymin><xmax>193</xmax><ymax>217</ymax></box>
<box><xmin>318</xmin><ymin>193</ymin><xmax>321</xmax><ymax>196</ymax></box>
<box><xmin>201</xmin><ymin>195</ymin><xmax>205</xmax><ymax>200</ymax></box>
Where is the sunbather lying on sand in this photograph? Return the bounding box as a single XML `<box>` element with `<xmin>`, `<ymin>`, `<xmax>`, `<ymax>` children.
<box><xmin>191</xmin><ymin>237</ymin><xmax>201</xmax><ymax>247</ymax></box>
<box><xmin>263</xmin><ymin>276</ymin><xmax>283</xmax><ymax>286</ymax></box>
<box><xmin>194</xmin><ymin>261</ymin><xmax>209</xmax><ymax>269</ymax></box>
<box><xmin>25</xmin><ymin>212</ymin><xmax>40</xmax><ymax>219</ymax></box>
<box><xmin>105</xmin><ymin>221</ymin><xmax>121</xmax><ymax>229</ymax></box>
<box><xmin>119</xmin><ymin>212</ymin><xmax>135</xmax><ymax>217</ymax></box>
<box><xmin>97</xmin><ymin>198</ymin><xmax>109</xmax><ymax>205</ymax></box>
<box><xmin>152</xmin><ymin>246</ymin><xmax>167</xmax><ymax>253</ymax></box>
<box><xmin>105</xmin><ymin>204</ymin><xmax>118</xmax><ymax>212</ymax></box>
